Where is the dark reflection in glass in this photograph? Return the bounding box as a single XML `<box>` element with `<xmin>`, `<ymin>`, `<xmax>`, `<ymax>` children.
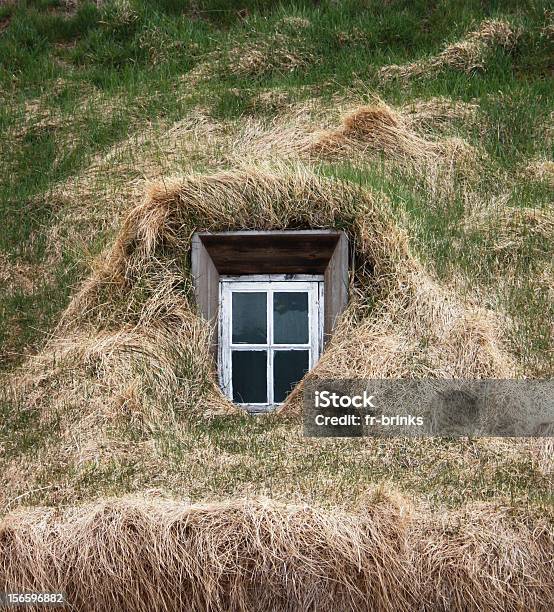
<box><xmin>232</xmin><ymin>292</ymin><xmax>267</xmax><ymax>343</ymax></box>
<box><xmin>232</xmin><ymin>351</ymin><xmax>267</xmax><ymax>403</ymax></box>
<box><xmin>273</xmin><ymin>292</ymin><xmax>309</xmax><ymax>344</ymax></box>
<box><xmin>273</xmin><ymin>350</ymin><xmax>309</xmax><ymax>403</ymax></box>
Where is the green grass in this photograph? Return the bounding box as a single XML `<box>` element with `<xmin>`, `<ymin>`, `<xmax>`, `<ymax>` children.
<box><xmin>1</xmin><ymin>382</ymin><xmax>551</xmax><ymax>512</ymax></box>
<box><xmin>1</xmin><ymin>0</ymin><xmax>552</xmax><ymax>371</ymax></box>
<box><xmin>0</xmin><ymin>1</ymin><xmax>552</xmax><ymax>517</ymax></box>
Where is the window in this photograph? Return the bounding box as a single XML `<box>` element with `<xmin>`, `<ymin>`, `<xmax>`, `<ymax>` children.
<box><xmin>219</xmin><ymin>277</ymin><xmax>323</xmax><ymax>410</ymax></box>
<box><xmin>191</xmin><ymin>230</ymin><xmax>348</xmax><ymax>412</ymax></box>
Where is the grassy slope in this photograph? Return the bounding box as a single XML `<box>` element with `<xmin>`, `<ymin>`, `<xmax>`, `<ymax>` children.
<box><xmin>0</xmin><ymin>0</ymin><xmax>552</xmax><ymax>370</ymax></box>
<box><xmin>0</xmin><ymin>0</ymin><xmax>552</xmax><ymax>513</ymax></box>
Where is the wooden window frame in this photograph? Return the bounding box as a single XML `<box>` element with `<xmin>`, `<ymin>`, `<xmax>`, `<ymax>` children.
<box><xmin>219</xmin><ymin>277</ymin><xmax>323</xmax><ymax>411</ymax></box>
<box><xmin>191</xmin><ymin>230</ymin><xmax>349</xmax><ymax>409</ymax></box>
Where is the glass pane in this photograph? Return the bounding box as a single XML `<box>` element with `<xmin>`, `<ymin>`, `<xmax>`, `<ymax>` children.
<box><xmin>232</xmin><ymin>350</ymin><xmax>267</xmax><ymax>403</ymax></box>
<box><xmin>232</xmin><ymin>292</ymin><xmax>267</xmax><ymax>344</ymax></box>
<box><xmin>273</xmin><ymin>350</ymin><xmax>309</xmax><ymax>403</ymax></box>
<box><xmin>273</xmin><ymin>292</ymin><xmax>309</xmax><ymax>344</ymax></box>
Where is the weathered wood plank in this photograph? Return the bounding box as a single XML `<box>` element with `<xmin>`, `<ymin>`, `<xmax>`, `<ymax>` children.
<box><xmin>199</xmin><ymin>232</ymin><xmax>340</xmax><ymax>274</ymax></box>
<box><xmin>324</xmin><ymin>232</ymin><xmax>349</xmax><ymax>344</ymax></box>
<box><xmin>191</xmin><ymin>234</ymin><xmax>220</xmax><ymax>358</ymax></box>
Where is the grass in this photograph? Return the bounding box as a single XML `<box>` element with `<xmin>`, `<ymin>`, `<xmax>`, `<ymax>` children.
<box><xmin>0</xmin><ymin>0</ymin><xmax>552</xmax><ymax>556</ymax></box>
<box><xmin>1</xmin><ymin>385</ymin><xmax>552</xmax><ymax>520</ymax></box>
<box><xmin>4</xmin><ymin>493</ymin><xmax>552</xmax><ymax>611</ymax></box>
<box><xmin>0</xmin><ymin>3</ymin><xmax>552</xmax><ymax>607</ymax></box>
<box><xmin>0</xmin><ymin>164</ymin><xmax>550</xmax><ymax>518</ymax></box>
<box><xmin>1</xmin><ymin>0</ymin><xmax>552</xmax><ymax>371</ymax></box>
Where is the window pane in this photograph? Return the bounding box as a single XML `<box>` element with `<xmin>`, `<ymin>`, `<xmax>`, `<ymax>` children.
<box><xmin>232</xmin><ymin>292</ymin><xmax>267</xmax><ymax>344</ymax></box>
<box><xmin>273</xmin><ymin>292</ymin><xmax>309</xmax><ymax>344</ymax></box>
<box><xmin>232</xmin><ymin>350</ymin><xmax>267</xmax><ymax>403</ymax></box>
<box><xmin>273</xmin><ymin>350</ymin><xmax>309</xmax><ymax>403</ymax></box>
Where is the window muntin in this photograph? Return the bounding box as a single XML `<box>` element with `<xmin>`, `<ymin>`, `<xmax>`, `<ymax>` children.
<box><xmin>220</xmin><ymin>278</ymin><xmax>323</xmax><ymax>410</ymax></box>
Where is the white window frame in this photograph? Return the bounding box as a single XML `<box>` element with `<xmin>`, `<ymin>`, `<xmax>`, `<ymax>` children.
<box><xmin>219</xmin><ymin>274</ymin><xmax>324</xmax><ymax>412</ymax></box>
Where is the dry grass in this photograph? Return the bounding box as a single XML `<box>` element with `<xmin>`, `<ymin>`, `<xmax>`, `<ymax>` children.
<box><xmin>379</xmin><ymin>19</ymin><xmax>520</xmax><ymax>81</ymax></box>
<box><xmin>227</xmin><ymin>35</ymin><xmax>315</xmax><ymax>77</ymax></box>
<box><xmin>412</xmin><ymin>501</ymin><xmax>553</xmax><ymax>611</ymax></box>
<box><xmin>0</xmin><ymin>253</ymin><xmax>51</xmax><ymax>295</ymax></box>
<box><xmin>532</xmin><ymin>437</ymin><xmax>554</xmax><ymax>476</ymax></box>
<box><xmin>540</xmin><ymin>10</ymin><xmax>554</xmax><ymax>40</ymax></box>
<box><xmin>186</xmin><ymin>27</ymin><xmax>315</xmax><ymax>84</ymax></box>
<box><xmin>248</xmin><ymin>88</ymin><xmax>295</xmax><ymax>113</ymax></box>
<box><xmin>307</xmin><ymin>102</ymin><xmax>480</xmax><ymax>183</ymax></box>
<box><xmin>0</xmin><ymin>166</ymin><xmax>521</xmax><ymax>512</ymax></box>
<box><xmin>41</xmin><ymin>94</ymin><xmax>481</xmax><ymax>244</ymax></box>
<box><xmin>401</xmin><ymin>96</ymin><xmax>480</xmax><ymax>131</ymax></box>
<box><xmin>1</xmin><ymin>12</ymin><xmax>552</xmax><ymax>611</ymax></box>
<box><xmin>11</xmin><ymin>83</ymin><xmax>118</xmax><ymax>144</ymax></box>
<box><xmin>463</xmin><ymin>205</ymin><xmax>554</xmax><ymax>255</ymax></box>
<box><xmin>281</xmin><ymin>264</ymin><xmax>515</xmax><ymax>416</ymax></box>
<box><xmin>0</xmin><ymin>494</ymin><xmax>551</xmax><ymax>612</ymax></box>
<box><xmin>15</xmin><ymin>166</ymin><xmax>514</xmax><ymax>425</ymax></box>
<box><xmin>277</xmin><ymin>16</ymin><xmax>312</xmax><ymax>31</ymax></box>
<box><xmin>0</xmin><ymin>254</ymin><xmax>56</xmax><ymax>365</ymax></box>
<box><xmin>3</xmin><ymin>90</ymin><xmax>540</xmax><ymax>506</ymax></box>
<box><xmin>525</xmin><ymin>159</ymin><xmax>554</xmax><ymax>187</ymax></box>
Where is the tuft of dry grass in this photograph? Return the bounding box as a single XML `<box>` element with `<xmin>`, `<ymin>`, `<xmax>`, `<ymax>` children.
<box><xmin>401</xmin><ymin>97</ymin><xmax>480</xmax><ymax>131</ymax></box>
<box><xmin>412</xmin><ymin>502</ymin><xmax>554</xmax><ymax>611</ymax></box>
<box><xmin>248</xmin><ymin>88</ymin><xmax>295</xmax><ymax>113</ymax></box>
<box><xmin>0</xmin><ymin>495</ymin><xmax>412</xmax><ymax>612</ymax></box>
<box><xmin>184</xmin><ymin>26</ymin><xmax>315</xmax><ymax>84</ymax></box>
<box><xmin>0</xmin><ymin>253</ymin><xmax>51</xmax><ymax>296</ymax></box>
<box><xmin>540</xmin><ymin>9</ymin><xmax>554</xmax><ymax>40</ymax></box>
<box><xmin>277</xmin><ymin>16</ymin><xmax>311</xmax><ymax>31</ymax></box>
<box><xmin>531</xmin><ymin>437</ymin><xmax>554</xmax><ymax>476</ymax></box>
<box><xmin>307</xmin><ymin>101</ymin><xmax>480</xmax><ymax>184</ymax></box>
<box><xmin>0</xmin><ymin>494</ymin><xmax>551</xmax><ymax>612</ymax></box>
<box><xmin>525</xmin><ymin>159</ymin><xmax>554</xmax><ymax>187</ymax></box>
<box><xmin>227</xmin><ymin>33</ymin><xmax>314</xmax><ymax>77</ymax></box>
<box><xmin>463</xmin><ymin>205</ymin><xmax>554</xmax><ymax>255</ymax></box>
<box><xmin>379</xmin><ymin>19</ymin><xmax>520</xmax><ymax>81</ymax></box>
